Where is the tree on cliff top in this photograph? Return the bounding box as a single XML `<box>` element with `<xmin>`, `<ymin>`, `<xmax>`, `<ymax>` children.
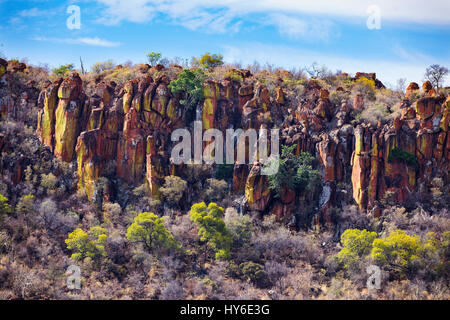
<box><xmin>424</xmin><ymin>64</ymin><xmax>449</xmax><ymax>90</ymax></box>
<box><xmin>146</xmin><ymin>52</ymin><xmax>162</xmax><ymax>66</ymax></box>
<box><xmin>193</xmin><ymin>53</ymin><xmax>224</xmax><ymax>69</ymax></box>
<box><xmin>52</xmin><ymin>64</ymin><xmax>74</xmax><ymax>77</ymax></box>
<box><xmin>168</xmin><ymin>68</ymin><xmax>205</xmax><ymax>111</ymax></box>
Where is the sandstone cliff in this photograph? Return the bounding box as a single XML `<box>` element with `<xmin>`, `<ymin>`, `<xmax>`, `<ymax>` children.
<box><xmin>32</xmin><ymin>68</ymin><xmax>449</xmax><ymax>227</ymax></box>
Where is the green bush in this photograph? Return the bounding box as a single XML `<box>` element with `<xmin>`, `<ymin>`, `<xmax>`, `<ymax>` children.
<box><xmin>239</xmin><ymin>262</ymin><xmax>269</xmax><ymax>288</ymax></box>
<box><xmin>388</xmin><ymin>148</ymin><xmax>419</xmax><ymax>170</ymax></box>
<box><xmin>159</xmin><ymin>175</ymin><xmax>188</xmax><ymax>207</ymax></box>
<box><xmin>267</xmin><ymin>145</ymin><xmax>321</xmax><ymax>198</ymax></box>
<box><xmin>190</xmin><ymin>202</ymin><xmax>232</xmax><ymax>260</ymax></box>
<box><xmin>194</xmin><ymin>53</ymin><xmax>224</xmax><ymax>69</ymax></box>
<box><xmin>126</xmin><ymin>212</ymin><xmax>178</xmax><ymax>255</ymax></box>
<box><xmin>337</xmin><ymin>229</ymin><xmax>378</xmax><ymax>270</ymax></box>
<box><xmin>91</xmin><ymin>60</ymin><xmax>115</xmax><ymax>74</ymax></box>
<box><xmin>371</xmin><ymin>229</ymin><xmax>423</xmax><ymax>275</ymax></box>
<box><xmin>215</xmin><ymin>164</ymin><xmax>234</xmax><ymax>181</ymax></box>
<box><xmin>65</xmin><ymin>226</ymin><xmax>108</xmax><ymax>262</ymax></box>
<box><xmin>0</xmin><ymin>193</ymin><xmax>12</xmax><ymax>224</ymax></box>
<box><xmin>168</xmin><ymin>68</ymin><xmax>205</xmax><ymax>111</ymax></box>
<box><xmin>204</xmin><ymin>178</ymin><xmax>228</xmax><ymax>202</ymax></box>
<box><xmin>16</xmin><ymin>194</ymin><xmax>35</xmax><ymax>216</ymax></box>
<box><xmin>52</xmin><ymin>64</ymin><xmax>74</xmax><ymax>77</ymax></box>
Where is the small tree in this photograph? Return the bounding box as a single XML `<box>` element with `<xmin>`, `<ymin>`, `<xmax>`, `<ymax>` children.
<box><xmin>424</xmin><ymin>64</ymin><xmax>449</xmax><ymax>90</ymax></box>
<box><xmin>190</xmin><ymin>202</ymin><xmax>232</xmax><ymax>260</ymax></box>
<box><xmin>337</xmin><ymin>229</ymin><xmax>378</xmax><ymax>270</ymax></box>
<box><xmin>91</xmin><ymin>60</ymin><xmax>115</xmax><ymax>74</ymax></box>
<box><xmin>65</xmin><ymin>226</ymin><xmax>108</xmax><ymax>262</ymax></box>
<box><xmin>204</xmin><ymin>178</ymin><xmax>228</xmax><ymax>202</ymax></box>
<box><xmin>353</xmin><ymin>77</ymin><xmax>376</xmax><ymax>101</ymax></box>
<box><xmin>16</xmin><ymin>194</ymin><xmax>35</xmax><ymax>216</ymax></box>
<box><xmin>168</xmin><ymin>68</ymin><xmax>204</xmax><ymax>111</ymax></box>
<box><xmin>126</xmin><ymin>212</ymin><xmax>177</xmax><ymax>254</ymax></box>
<box><xmin>0</xmin><ymin>193</ymin><xmax>12</xmax><ymax>224</ymax></box>
<box><xmin>159</xmin><ymin>175</ymin><xmax>188</xmax><ymax>207</ymax></box>
<box><xmin>194</xmin><ymin>53</ymin><xmax>224</xmax><ymax>69</ymax></box>
<box><xmin>52</xmin><ymin>64</ymin><xmax>74</xmax><ymax>77</ymax></box>
<box><xmin>371</xmin><ymin>229</ymin><xmax>423</xmax><ymax>276</ymax></box>
<box><xmin>146</xmin><ymin>52</ymin><xmax>162</xmax><ymax>66</ymax></box>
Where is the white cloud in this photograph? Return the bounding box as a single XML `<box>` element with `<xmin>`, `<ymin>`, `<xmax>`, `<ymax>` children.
<box><xmin>19</xmin><ymin>7</ymin><xmax>58</xmax><ymax>17</ymax></box>
<box><xmin>95</xmin><ymin>0</ymin><xmax>450</xmax><ymax>29</ymax></box>
<box><xmin>33</xmin><ymin>36</ymin><xmax>122</xmax><ymax>47</ymax></box>
<box><xmin>269</xmin><ymin>14</ymin><xmax>333</xmax><ymax>41</ymax></box>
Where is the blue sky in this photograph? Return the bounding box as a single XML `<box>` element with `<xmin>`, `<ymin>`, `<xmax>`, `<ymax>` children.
<box><xmin>0</xmin><ymin>0</ymin><xmax>449</xmax><ymax>87</ymax></box>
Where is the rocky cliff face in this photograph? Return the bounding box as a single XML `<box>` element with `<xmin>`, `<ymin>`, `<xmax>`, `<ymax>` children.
<box><xmin>34</xmin><ymin>68</ymin><xmax>450</xmax><ymax>226</ymax></box>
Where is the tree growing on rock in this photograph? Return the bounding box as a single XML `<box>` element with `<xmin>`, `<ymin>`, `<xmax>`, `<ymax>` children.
<box><xmin>168</xmin><ymin>68</ymin><xmax>205</xmax><ymax>111</ymax></box>
<box><xmin>267</xmin><ymin>145</ymin><xmax>321</xmax><ymax>199</ymax></box>
<box><xmin>424</xmin><ymin>64</ymin><xmax>449</xmax><ymax>90</ymax></box>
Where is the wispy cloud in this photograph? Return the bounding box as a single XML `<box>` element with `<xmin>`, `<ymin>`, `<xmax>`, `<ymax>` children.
<box><xmin>95</xmin><ymin>0</ymin><xmax>450</xmax><ymax>32</ymax></box>
<box><xmin>33</xmin><ymin>36</ymin><xmax>122</xmax><ymax>47</ymax></box>
<box><xmin>269</xmin><ymin>14</ymin><xmax>334</xmax><ymax>41</ymax></box>
<box><xmin>94</xmin><ymin>0</ymin><xmax>336</xmax><ymax>38</ymax></box>
<box><xmin>19</xmin><ymin>8</ymin><xmax>57</xmax><ymax>18</ymax></box>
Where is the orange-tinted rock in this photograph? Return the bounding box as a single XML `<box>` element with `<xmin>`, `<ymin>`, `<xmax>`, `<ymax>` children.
<box><xmin>401</xmin><ymin>107</ymin><xmax>416</xmax><ymax>120</ymax></box>
<box><xmin>416</xmin><ymin>97</ymin><xmax>438</xmax><ymax>120</ymax></box>
<box><xmin>8</xmin><ymin>60</ymin><xmax>27</xmax><ymax>73</ymax></box>
<box><xmin>422</xmin><ymin>81</ymin><xmax>436</xmax><ymax>96</ymax></box>
<box><xmin>233</xmin><ymin>164</ymin><xmax>249</xmax><ymax>193</ymax></box>
<box><xmin>117</xmin><ymin>108</ymin><xmax>146</xmax><ymax>184</ymax></box>
<box><xmin>54</xmin><ymin>73</ymin><xmax>84</xmax><ymax>162</ymax></box>
<box><xmin>405</xmin><ymin>82</ymin><xmax>419</xmax><ymax>99</ymax></box>
<box><xmin>353</xmin><ymin>94</ymin><xmax>364</xmax><ymax>111</ymax></box>
<box><xmin>245</xmin><ymin>163</ymin><xmax>271</xmax><ymax>212</ymax></box>
<box><xmin>393</xmin><ymin>117</ymin><xmax>403</xmax><ymax>130</ymax></box>
<box><xmin>202</xmin><ymin>81</ymin><xmax>220</xmax><ymax>130</ymax></box>
<box><xmin>0</xmin><ymin>95</ymin><xmax>15</xmax><ymax>120</ymax></box>
<box><xmin>318</xmin><ymin>133</ymin><xmax>338</xmax><ymax>182</ymax></box>
<box><xmin>276</xmin><ymin>87</ymin><xmax>285</xmax><ymax>104</ymax></box>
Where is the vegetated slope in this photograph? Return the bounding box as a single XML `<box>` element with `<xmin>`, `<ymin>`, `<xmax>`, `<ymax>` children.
<box><xmin>0</xmin><ymin>57</ymin><xmax>448</xmax><ymax>299</ymax></box>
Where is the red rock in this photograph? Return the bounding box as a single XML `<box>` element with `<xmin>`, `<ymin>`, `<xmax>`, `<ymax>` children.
<box><xmin>422</xmin><ymin>81</ymin><xmax>436</xmax><ymax>96</ymax></box>
<box><xmin>405</xmin><ymin>82</ymin><xmax>419</xmax><ymax>99</ymax></box>
<box><xmin>245</xmin><ymin>163</ymin><xmax>271</xmax><ymax>212</ymax></box>
<box><xmin>353</xmin><ymin>94</ymin><xmax>364</xmax><ymax>111</ymax></box>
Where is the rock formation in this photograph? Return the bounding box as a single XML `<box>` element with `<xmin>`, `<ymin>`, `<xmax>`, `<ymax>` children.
<box><xmin>31</xmin><ymin>68</ymin><xmax>450</xmax><ymax>227</ymax></box>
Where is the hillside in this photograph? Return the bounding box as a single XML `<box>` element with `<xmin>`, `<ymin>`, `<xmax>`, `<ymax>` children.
<box><xmin>0</xmin><ymin>57</ymin><xmax>448</xmax><ymax>300</ymax></box>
